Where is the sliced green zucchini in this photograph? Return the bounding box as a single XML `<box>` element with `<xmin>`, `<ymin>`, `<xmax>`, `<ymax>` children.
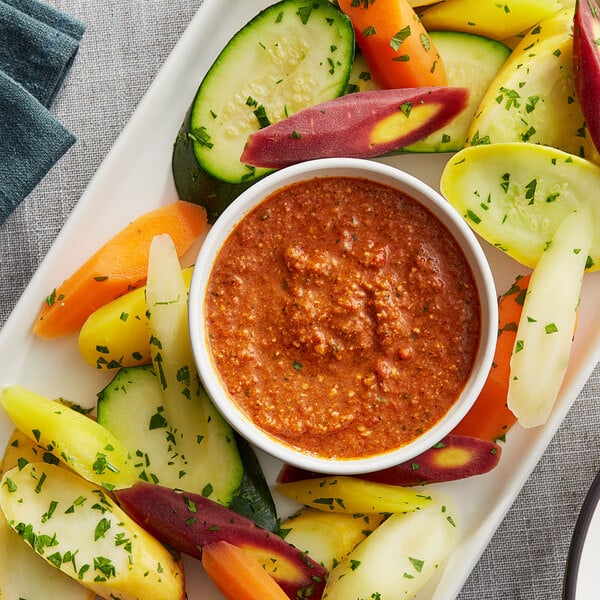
<box><xmin>96</xmin><ymin>364</ymin><xmax>244</xmax><ymax>504</ymax></box>
<box><xmin>96</xmin><ymin>365</ymin><xmax>242</xmax><ymax>499</ymax></box>
<box><xmin>188</xmin><ymin>0</ymin><xmax>354</xmax><ymax>184</ymax></box>
<box><xmin>228</xmin><ymin>434</ymin><xmax>278</xmax><ymax>532</ymax></box>
<box><xmin>97</xmin><ymin>365</ymin><xmax>277</xmax><ymax>526</ymax></box>
<box><xmin>346</xmin><ymin>51</ymin><xmax>378</xmax><ymax>94</ymax></box>
<box><xmin>172</xmin><ymin>107</ymin><xmax>254</xmax><ymax>224</ymax></box>
<box><xmin>404</xmin><ymin>31</ymin><xmax>512</xmax><ymax>152</ymax></box>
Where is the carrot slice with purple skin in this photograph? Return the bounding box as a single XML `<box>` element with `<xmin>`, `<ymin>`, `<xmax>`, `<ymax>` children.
<box><xmin>240</xmin><ymin>87</ymin><xmax>468</xmax><ymax>169</ymax></box>
<box><xmin>573</xmin><ymin>0</ymin><xmax>600</xmax><ymax>153</ymax></box>
<box><xmin>277</xmin><ymin>434</ymin><xmax>501</xmax><ymax>487</ymax></box>
<box><xmin>115</xmin><ymin>482</ymin><xmax>327</xmax><ymax>600</ymax></box>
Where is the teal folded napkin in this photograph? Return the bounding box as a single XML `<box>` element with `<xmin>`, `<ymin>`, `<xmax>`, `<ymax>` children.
<box><xmin>0</xmin><ymin>0</ymin><xmax>85</xmax><ymax>226</ymax></box>
<box><xmin>4</xmin><ymin>0</ymin><xmax>85</xmax><ymax>39</ymax></box>
<box><xmin>0</xmin><ymin>69</ymin><xmax>76</xmax><ymax>218</ymax></box>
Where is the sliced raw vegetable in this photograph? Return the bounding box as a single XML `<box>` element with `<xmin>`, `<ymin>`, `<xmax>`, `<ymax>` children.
<box><xmin>97</xmin><ymin>364</ymin><xmax>199</xmax><ymax>487</ymax></box>
<box><xmin>1</xmin><ymin>427</ymin><xmax>69</xmax><ymax>473</ymax></box>
<box><xmin>115</xmin><ymin>482</ymin><xmax>328</xmax><ymax>600</ymax></box>
<box><xmin>97</xmin><ymin>365</ymin><xmax>277</xmax><ymax>529</ymax></box>
<box><xmin>277</xmin><ymin>435</ymin><xmax>501</xmax><ymax>487</ymax></box>
<box><xmin>420</xmin><ymin>0</ymin><xmax>563</xmax><ymax>40</ymax></box>
<box><xmin>275</xmin><ymin>476</ymin><xmax>431</xmax><ymax>514</ymax></box>
<box><xmin>408</xmin><ymin>0</ymin><xmax>441</xmax><ymax>6</ymax></box>
<box><xmin>279</xmin><ymin>508</ymin><xmax>385</xmax><ymax>571</ymax></box>
<box><xmin>451</xmin><ymin>274</ymin><xmax>531</xmax><ymax>441</ymax></box>
<box><xmin>573</xmin><ymin>0</ymin><xmax>600</xmax><ymax>153</ymax></box>
<box><xmin>346</xmin><ymin>51</ymin><xmax>378</xmax><ymax>93</ymax></box>
<box><xmin>33</xmin><ymin>200</ymin><xmax>206</xmax><ymax>339</ymax></box>
<box><xmin>347</xmin><ymin>30</ymin><xmax>512</xmax><ymax>153</ymax></box>
<box><xmin>144</xmin><ymin>234</ymin><xmax>243</xmax><ymax>505</ymax></box>
<box><xmin>202</xmin><ymin>541</ymin><xmax>289</xmax><ymax>600</ymax></box>
<box><xmin>0</xmin><ymin>384</ymin><xmax>137</xmax><ymax>490</ymax></box>
<box><xmin>507</xmin><ymin>206</ymin><xmax>592</xmax><ymax>428</ymax></box>
<box><xmin>0</xmin><ymin>462</ymin><xmax>184</xmax><ymax>600</ymax></box>
<box><xmin>337</xmin><ymin>0</ymin><xmax>446</xmax><ymax>89</ymax></box>
<box><xmin>439</xmin><ymin>142</ymin><xmax>600</xmax><ymax>271</ymax></box>
<box><xmin>188</xmin><ymin>0</ymin><xmax>354</xmax><ymax>184</ymax></box>
<box><xmin>227</xmin><ymin>434</ymin><xmax>279</xmax><ymax>532</ymax></box>
<box><xmin>358</xmin><ymin>435</ymin><xmax>501</xmax><ymax>486</ymax></box>
<box><xmin>172</xmin><ymin>108</ymin><xmax>254</xmax><ymax>224</ymax></box>
<box><xmin>466</xmin><ymin>8</ymin><xmax>600</xmax><ymax>164</ymax></box>
<box><xmin>0</xmin><ymin>495</ymin><xmax>96</xmax><ymax>600</ymax></box>
<box><xmin>321</xmin><ymin>497</ymin><xmax>458</xmax><ymax>600</ymax></box>
<box><xmin>240</xmin><ymin>87</ymin><xmax>468</xmax><ymax>168</ymax></box>
<box><xmin>404</xmin><ymin>31</ymin><xmax>511</xmax><ymax>152</ymax></box>
<box><xmin>0</xmin><ymin>430</ymin><xmax>95</xmax><ymax>600</ymax></box>
<box><xmin>78</xmin><ymin>267</ymin><xmax>193</xmax><ymax>370</ymax></box>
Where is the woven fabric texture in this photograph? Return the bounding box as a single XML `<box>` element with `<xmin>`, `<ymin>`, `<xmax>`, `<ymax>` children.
<box><xmin>0</xmin><ymin>0</ymin><xmax>85</xmax><ymax>224</ymax></box>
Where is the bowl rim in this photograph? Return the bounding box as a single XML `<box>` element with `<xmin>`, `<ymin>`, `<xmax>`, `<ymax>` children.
<box><xmin>188</xmin><ymin>157</ymin><xmax>498</xmax><ymax>474</ymax></box>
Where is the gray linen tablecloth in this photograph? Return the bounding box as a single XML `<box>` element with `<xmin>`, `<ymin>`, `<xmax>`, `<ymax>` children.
<box><xmin>0</xmin><ymin>1</ymin><xmax>599</xmax><ymax>598</ymax></box>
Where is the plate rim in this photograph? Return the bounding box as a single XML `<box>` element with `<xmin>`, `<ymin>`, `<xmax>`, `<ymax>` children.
<box><xmin>564</xmin><ymin>468</ymin><xmax>600</xmax><ymax>599</ymax></box>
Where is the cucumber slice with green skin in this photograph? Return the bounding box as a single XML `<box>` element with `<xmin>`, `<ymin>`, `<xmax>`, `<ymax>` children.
<box><xmin>97</xmin><ymin>365</ymin><xmax>242</xmax><ymax>505</ymax></box>
<box><xmin>346</xmin><ymin>51</ymin><xmax>378</xmax><ymax>94</ymax></box>
<box><xmin>404</xmin><ymin>31</ymin><xmax>512</xmax><ymax>153</ymax></box>
<box><xmin>172</xmin><ymin>107</ymin><xmax>254</xmax><ymax>224</ymax></box>
<box><xmin>97</xmin><ymin>365</ymin><xmax>278</xmax><ymax>528</ymax></box>
<box><xmin>228</xmin><ymin>434</ymin><xmax>278</xmax><ymax>532</ymax></box>
<box><xmin>189</xmin><ymin>0</ymin><xmax>354</xmax><ymax>184</ymax></box>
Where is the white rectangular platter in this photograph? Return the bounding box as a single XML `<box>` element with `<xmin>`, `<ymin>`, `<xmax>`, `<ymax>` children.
<box><xmin>1</xmin><ymin>1</ymin><xmax>599</xmax><ymax>598</ymax></box>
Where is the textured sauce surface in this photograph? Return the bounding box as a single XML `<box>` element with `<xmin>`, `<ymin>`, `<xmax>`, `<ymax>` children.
<box><xmin>206</xmin><ymin>177</ymin><xmax>481</xmax><ymax>459</ymax></box>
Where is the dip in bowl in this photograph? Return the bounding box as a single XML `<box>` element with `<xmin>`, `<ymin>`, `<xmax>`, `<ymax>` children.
<box><xmin>189</xmin><ymin>158</ymin><xmax>497</xmax><ymax>474</ymax></box>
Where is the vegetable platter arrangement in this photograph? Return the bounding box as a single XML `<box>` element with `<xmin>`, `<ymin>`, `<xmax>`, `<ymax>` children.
<box><xmin>1</xmin><ymin>0</ymin><xmax>600</xmax><ymax>599</ymax></box>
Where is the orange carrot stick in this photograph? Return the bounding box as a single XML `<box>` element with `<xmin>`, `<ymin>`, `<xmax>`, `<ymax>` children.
<box><xmin>451</xmin><ymin>274</ymin><xmax>531</xmax><ymax>442</ymax></box>
<box><xmin>202</xmin><ymin>541</ymin><xmax>290</xmax><ymax>600</ymax></box>
<box><xmin>337</xmin><ymin>0</ymin><xmax>447</xmax><ymax>89</ymax></box>
<box><xmin>33</xmin><ymin>200</ymin><xmax>207</xmax><ymax>339</ymax></box>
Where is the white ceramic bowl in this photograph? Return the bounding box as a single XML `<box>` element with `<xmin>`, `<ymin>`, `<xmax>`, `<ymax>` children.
<box><xmin>189</xmin><ymin>158</ymin><xmax>497</xmax><ymax>475</ymax></box>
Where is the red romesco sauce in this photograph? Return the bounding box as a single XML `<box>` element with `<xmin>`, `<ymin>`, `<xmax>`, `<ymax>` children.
<box><xmin>206</xmin><ymin>177</ymin><xmax>481</xmax><ymax>459</ymax></box>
